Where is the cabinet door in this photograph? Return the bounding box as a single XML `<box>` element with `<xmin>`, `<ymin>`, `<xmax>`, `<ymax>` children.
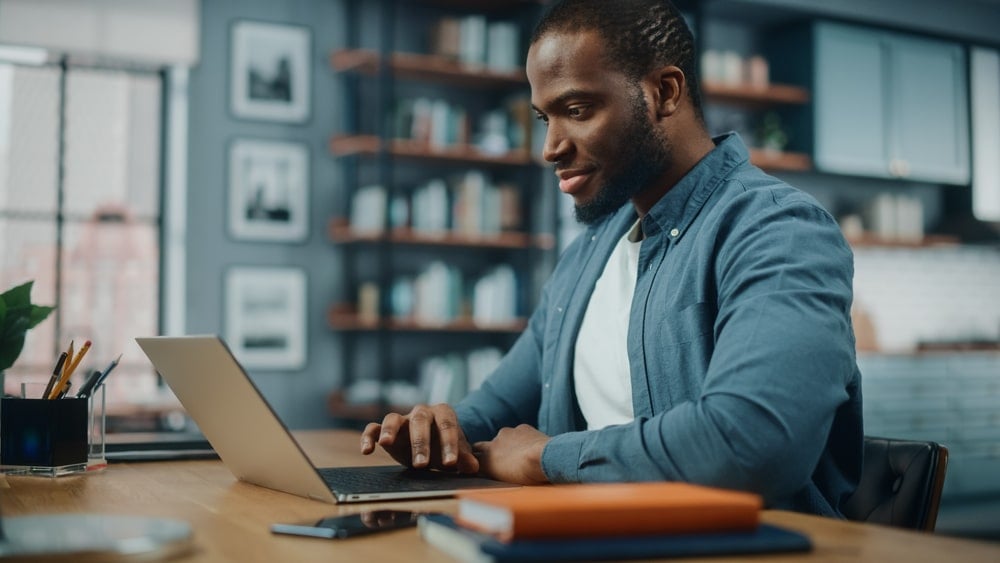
<box><xmin>890</xmin><ymin>35</ymin><xmax>970</xmax><ymax>185</ymax></box>
<box><xmin>814</xmin><ymin>23</ymin><xmax>891</xmax><ymax>178</ymax></box>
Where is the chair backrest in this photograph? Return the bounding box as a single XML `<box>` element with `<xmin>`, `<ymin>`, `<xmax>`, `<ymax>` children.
<box><xmin>842</xmin><ymin>436</ymin><xmax>949</xmax><ymax>531</ymax></box>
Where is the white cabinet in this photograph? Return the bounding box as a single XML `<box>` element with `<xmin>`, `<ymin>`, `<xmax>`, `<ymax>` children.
<box><xmin>813</xmin><ymin>22</ymin><xmax>970</xmax><ymax>185</ymax></box>
<box><xmin>970</xmin><ymin>46</ymin><xmax>1000</xmax><ymax>221</ymax></box>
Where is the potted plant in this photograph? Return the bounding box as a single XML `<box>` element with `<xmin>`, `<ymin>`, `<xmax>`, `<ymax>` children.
<box><xmin>756</xmin><ymin>111</ymin><xmax>789</xmax><ymax>153</ymax></box>
<box><xmin>0</xmin><ymin>281</ymin><xmax>56</xmax><ymax>392</ymax></box>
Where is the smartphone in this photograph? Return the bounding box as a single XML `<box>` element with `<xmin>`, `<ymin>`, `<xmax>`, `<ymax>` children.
<box><xmin>270</xmin><ymin>509</ymin><xmax>422</xmax><ymax>539</ymax></box>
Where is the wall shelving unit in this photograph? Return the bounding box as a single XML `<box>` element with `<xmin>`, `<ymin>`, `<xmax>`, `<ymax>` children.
<box><xmin>327</xmin><ymin>0</ymin><xmax>550</xmax><ymax>426</ymax></box>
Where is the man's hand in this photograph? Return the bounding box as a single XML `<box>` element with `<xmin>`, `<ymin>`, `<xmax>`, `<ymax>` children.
<box><xmin>473</xmin><ymin>424</ymin><xmax>550</xmax><ymax>485</ymax></box>
<box><xmin>360</xmin><ymin>404</ymin><xmax>479</xmax><ymax>473</ymax></box>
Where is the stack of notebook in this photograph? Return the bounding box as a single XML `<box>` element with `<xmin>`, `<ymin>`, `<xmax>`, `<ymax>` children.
<box><xmin>418</xmin><ymin>482</ymin><xmax>812</xmax><ymax>562</ymax></box>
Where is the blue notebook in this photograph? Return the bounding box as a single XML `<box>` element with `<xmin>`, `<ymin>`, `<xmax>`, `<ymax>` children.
<box><xmin>418</xmin><ymin>514</ymin><xmax>811</xmax><ymax>562</ymax></box>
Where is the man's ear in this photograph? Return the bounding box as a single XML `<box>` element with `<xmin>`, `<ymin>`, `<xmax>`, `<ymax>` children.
<box><xmin>652</xmin><ymin>66</ymin><xmax>685</xmax><ymax>118</ymax></box>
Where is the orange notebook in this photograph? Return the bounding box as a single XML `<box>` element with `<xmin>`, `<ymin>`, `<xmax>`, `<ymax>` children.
<box><xmin>455</xmin><ymin>482</ymin><xmax>762</xmax><ymax>542</ymax></box>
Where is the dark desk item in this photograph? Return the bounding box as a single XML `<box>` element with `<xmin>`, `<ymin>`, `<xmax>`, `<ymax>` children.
<box><xmin>104</xmin><ymin>431</ymin><xmax>217</xmax><ymax>462</ymax></box>
<box><xmin>272</xmin><ymin>510</ymin><xmax>422</xmax><ymax>539</ymax></box>
<box><xmin>0</xmin><ymin>396</ymin><xmax>88</xmax><ymax>470</ymax></box>
<box><xmin>842</xmin><ymin>436</ymin><xmax>949</xmax><ymax>531</ymax></box>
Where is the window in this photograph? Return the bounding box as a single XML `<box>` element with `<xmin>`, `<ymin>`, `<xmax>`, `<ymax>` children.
<box><xmin>0</xmin><ymin>58</ymin><xmax>168</xmax><ymax>432</ymax></box>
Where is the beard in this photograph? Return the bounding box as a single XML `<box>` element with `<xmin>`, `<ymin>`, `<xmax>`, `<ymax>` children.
<box><xmin>573</xmin><ymin>91</ymin><xmax>672</xmax><ymax>225</ymax></box>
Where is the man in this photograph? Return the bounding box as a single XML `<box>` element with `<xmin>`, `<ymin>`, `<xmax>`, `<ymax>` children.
<box><xmin>362</xmin><ymin>0</ymin><xmax>863</xmax><ymax>517</ymax></box>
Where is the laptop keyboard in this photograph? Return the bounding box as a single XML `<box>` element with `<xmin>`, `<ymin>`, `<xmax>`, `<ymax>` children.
<box><xmin>316</xmin><ymin>466</ymin><xmax>481</xmax><ymax>493</ymax></box>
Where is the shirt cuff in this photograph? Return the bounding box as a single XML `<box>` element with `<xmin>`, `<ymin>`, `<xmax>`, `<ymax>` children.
<box><xmin>540</xmin><ymin>432</ymin><xmax>584</xmax><ymax>483</ymax></box>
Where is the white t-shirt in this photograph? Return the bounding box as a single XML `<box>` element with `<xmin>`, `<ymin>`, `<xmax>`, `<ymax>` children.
<box><xmin>573</xmin><ymin>219</ymin><xmax>643</xmax><ymax>430</ymax></box>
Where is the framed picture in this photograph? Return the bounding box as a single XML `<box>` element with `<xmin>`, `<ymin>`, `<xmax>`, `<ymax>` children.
<box><xmin>228</xmin><ymin>138</ymin><xmax>309</xmax><ymax>242</ymax></box>
<box><xmin>225</xmin><ymin>267</ymin><xmax>307</xmax><ymax>370</ymax></box>
<box><xmin>230</xmin><ymin>20</ymin><xmax>311</xmax><ymax>123</ymax></box>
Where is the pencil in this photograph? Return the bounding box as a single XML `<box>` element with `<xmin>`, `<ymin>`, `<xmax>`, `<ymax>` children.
<box><xmin>48</xmin><ymin>339</ymin><xmax>91</xmax><ymax>399</ymax></box>
<box><xmin>65</xmin><ymin>340</ymin><xmax>75</xmax><ymax>377</ymax></box>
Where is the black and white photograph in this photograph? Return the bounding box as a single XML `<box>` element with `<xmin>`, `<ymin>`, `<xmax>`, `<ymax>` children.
<box><xmin>225</xmin><ymin>267</ymin><xmax>306</xmax><ymax>370</ymax></box>
<box><xmin>228</xmin><ymin>138</ymin><xmax>309</xmax><ymax>242</ymax></box>
<box><xmin>230</xmin><ymin>20</ymin><xmax>311</xmax><ymax>123</ymax></box>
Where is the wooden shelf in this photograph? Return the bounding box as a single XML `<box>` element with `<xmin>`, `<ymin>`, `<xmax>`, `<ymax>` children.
<box><xmin>420</xmin><ymin>0</ymin><xmax>544</xmax><ymax>10</ymax></box>
<box><xmin>846</xmin><ymin>233</ymin><xmax>961</xmax><ymax>248</ymax></box>
<box><xmin>329</xmin><ymin>135</ymin><xmax>535</xmax><ymax>166</ymax></box>
<box><xmin>916</xmin><ymin>341</ymin><xmax>1000</xmax><ymax>352</ymax></box>
<box><xmin>328</xmin><ymin>308</ymin><xmax>527</xmax><ymax>334</ymax></box>
<box><xmin>328</xmin><ymin>221</ymin><xmax>555</xmax><ymax>250</ymax></box>
<box><xmin>702</xmin><ymin>80</ymin><xmax>810</xmax><ymax>107</ymax></box>
<box><xmin>748</xmin><ymin>148</ymin><xmax>812</xmax><ymax>172</ymax></box>
<box><xmin>331</xmin><ymin>49</ymin><xmax>527</xmax><ymax>88</ymax></box>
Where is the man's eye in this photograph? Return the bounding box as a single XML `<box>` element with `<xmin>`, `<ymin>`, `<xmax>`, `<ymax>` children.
<box><xmin>535</xmin><ymin>114</ymin><xmax>549</xmax><ymax>124</ymax></box>
<box><xmin>567</xmin><ymin>106</ymin><xmax>588</xmax><ymax>118</ymax></box>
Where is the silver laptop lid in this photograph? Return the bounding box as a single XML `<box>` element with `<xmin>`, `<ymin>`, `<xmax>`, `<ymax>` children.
<box><xmin>136</xmin><ymin>335</ymin><xmax>337</xmax><ymax>504</ymax></box>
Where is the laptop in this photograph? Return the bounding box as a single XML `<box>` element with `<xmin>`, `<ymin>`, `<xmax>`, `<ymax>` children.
<box><xmin>135</xmin><ymin>335</ymin><xmax>516</xmax><ymax>503</ymax></box>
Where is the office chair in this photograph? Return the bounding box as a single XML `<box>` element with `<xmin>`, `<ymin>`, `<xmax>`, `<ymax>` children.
<box><xmin>842</xmin><ymin>436</ymin><xmax>949</xmax><ymax>531</ymax></box>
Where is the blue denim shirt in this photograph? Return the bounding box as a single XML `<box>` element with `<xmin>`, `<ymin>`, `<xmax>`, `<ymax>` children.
<box><xmin>455</xmin><ymin>133</ymin><xmax>863</xmax><ymax>517</ymax></box>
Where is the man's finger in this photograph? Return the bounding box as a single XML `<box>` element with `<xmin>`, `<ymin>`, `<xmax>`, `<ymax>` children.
<box><xmin>429</xmin><ymin>404</ymin><xmax>462</xmax><ymax>466</ymax></box>
<box><xmin>407</xmin><ymin>405</ymin><xmax>433</xmax><ymax>468</ymax></box>
<box><xmin>471</xmin><ymin>441</ymin><xmax>491</xmax><ymax>471</ymax></box>
<box><xmin>361</xmin><ymin>422</ymin><xmax>381</xmax><ymax>453</ymax></box>
<box><xmin>457</xmin><ymin>448</ymin><xmax>480</xmax><ymax>474</ymax></box>
<box><xmin>378</xmin><ymin>412</ymin><xmax>405</xmax><ymax>445</ymax></box>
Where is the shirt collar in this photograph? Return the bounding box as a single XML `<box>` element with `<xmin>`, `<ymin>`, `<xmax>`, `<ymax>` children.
<box><xmin>640</xmin><ymin>132</ymin><xmax>750</xmax><ymax>240</ymax></box>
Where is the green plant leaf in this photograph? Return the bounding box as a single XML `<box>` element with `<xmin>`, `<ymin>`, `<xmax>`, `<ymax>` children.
<box><xmin>1</xmin><ymin>308</ymin><xmax>29</xmax><ymax>339</ymax></box>
<box><xmin>27</xmin><ymin>304</ymin><xmax>56</xmax><ymax>329</ymax></box>
<box><xmin>0</xmin><ymin>280</ymin><xmax>54</xmax><ymax>372</ymax></box>
<box><xmin>0</xmin><ymin>280</ymin><xmax>33</xmax><ymax>308</ymax></box>
<box><xmin>0</xmin><ymin>332</ymin><xmax>25</xmax><ymax>373</ymax></box>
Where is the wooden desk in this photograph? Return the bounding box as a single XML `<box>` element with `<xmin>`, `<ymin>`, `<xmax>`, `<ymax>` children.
<box><xmin>2</xmin><ymin>430</ymin><xmax>999</xmax><ymax>562</ymax></box>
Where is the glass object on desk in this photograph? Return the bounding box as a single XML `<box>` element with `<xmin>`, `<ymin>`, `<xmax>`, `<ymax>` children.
<box><xmin>0</xmin><ymin>514</ymin><xmax>193</xmax><ymax>560</ymax></box>
<box><xmin>0</xmin><ymin>382</ymin><xmax>105</xmax><ymax>476</ymax></box>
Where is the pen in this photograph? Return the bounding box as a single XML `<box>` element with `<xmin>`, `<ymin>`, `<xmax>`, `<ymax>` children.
<box><xmin>77</xmin><ymin>354</ymin><xmax>121</xmax><ymax>399</ymax></box>
<box><xmin>42</xmin><ymin>351</ymin><xmax>68</xmax><ymax>399</ymax></box>
<box><xmin>48</xmin><ymin>339</ymin><xmax>91</xmax><ymax>399</ymax></box>
<box><xmin>75</xmin><ymin>369</ymin><xmax>102</xmax><ymax>400</ymax></box>
<box><xmin>55</xmin><ymin>381</ymin><xmax>72</xmax><ymax>399</ymax></box>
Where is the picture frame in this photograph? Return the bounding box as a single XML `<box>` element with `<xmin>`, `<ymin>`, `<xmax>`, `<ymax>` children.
<box><xmin>228</xmin><ymin>138</ymin><xmax>310</xmax><ymax>242</ymax></box>
<box><xmin>225</xmin><ymin>267</ymin><xmax>307</xmax><ymax>370</ymax></box>
<box><xmin>230</xmin><ymin>20</ymin><xmax>311</xmax><ymax>123</ymax></box>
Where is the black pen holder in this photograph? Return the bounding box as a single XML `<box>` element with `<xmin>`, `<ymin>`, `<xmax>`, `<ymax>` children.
<box><xmin>0</xmin><ymin>381</ymin><xmax>105</xmax><ymax>476</ymax></box>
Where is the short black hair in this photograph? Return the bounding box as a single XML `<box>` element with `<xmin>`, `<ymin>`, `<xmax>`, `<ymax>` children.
<box><xmin>531</xmin><ymin>0</ymin><xmax>703</xmax><ymax>119</ymax></box>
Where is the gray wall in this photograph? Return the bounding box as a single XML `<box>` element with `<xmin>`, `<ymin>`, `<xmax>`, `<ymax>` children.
<box><xmin>186</xmin><ymin>0</ymin><xmax>346</xmax><ymax>428</ymax></box>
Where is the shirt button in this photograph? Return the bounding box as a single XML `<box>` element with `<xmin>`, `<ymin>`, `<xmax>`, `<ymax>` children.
<box><xmin>544</xmin><ymin>383</ymin><xmax>551</xmax><ymax>389</ymax></box>
<box><xmin>590</xmin><ymin>235</ymin><xmax>596</xmax><ymax>241</ymax></box>
<box><xmin>556</xmin><ymin>306</ymin><xmax>563</xmax><ymax>313</ymax></box>
<box><xmin>670</xmin><ymin>228</ymin><xmax>680</xmax><ymax>237</ymax></box>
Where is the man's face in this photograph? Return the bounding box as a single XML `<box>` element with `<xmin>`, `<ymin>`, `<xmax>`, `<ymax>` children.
<box><xmin>527</xmin><ymin>30</ymin><xmax>672</xmax><ymax>224</ymax></box>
